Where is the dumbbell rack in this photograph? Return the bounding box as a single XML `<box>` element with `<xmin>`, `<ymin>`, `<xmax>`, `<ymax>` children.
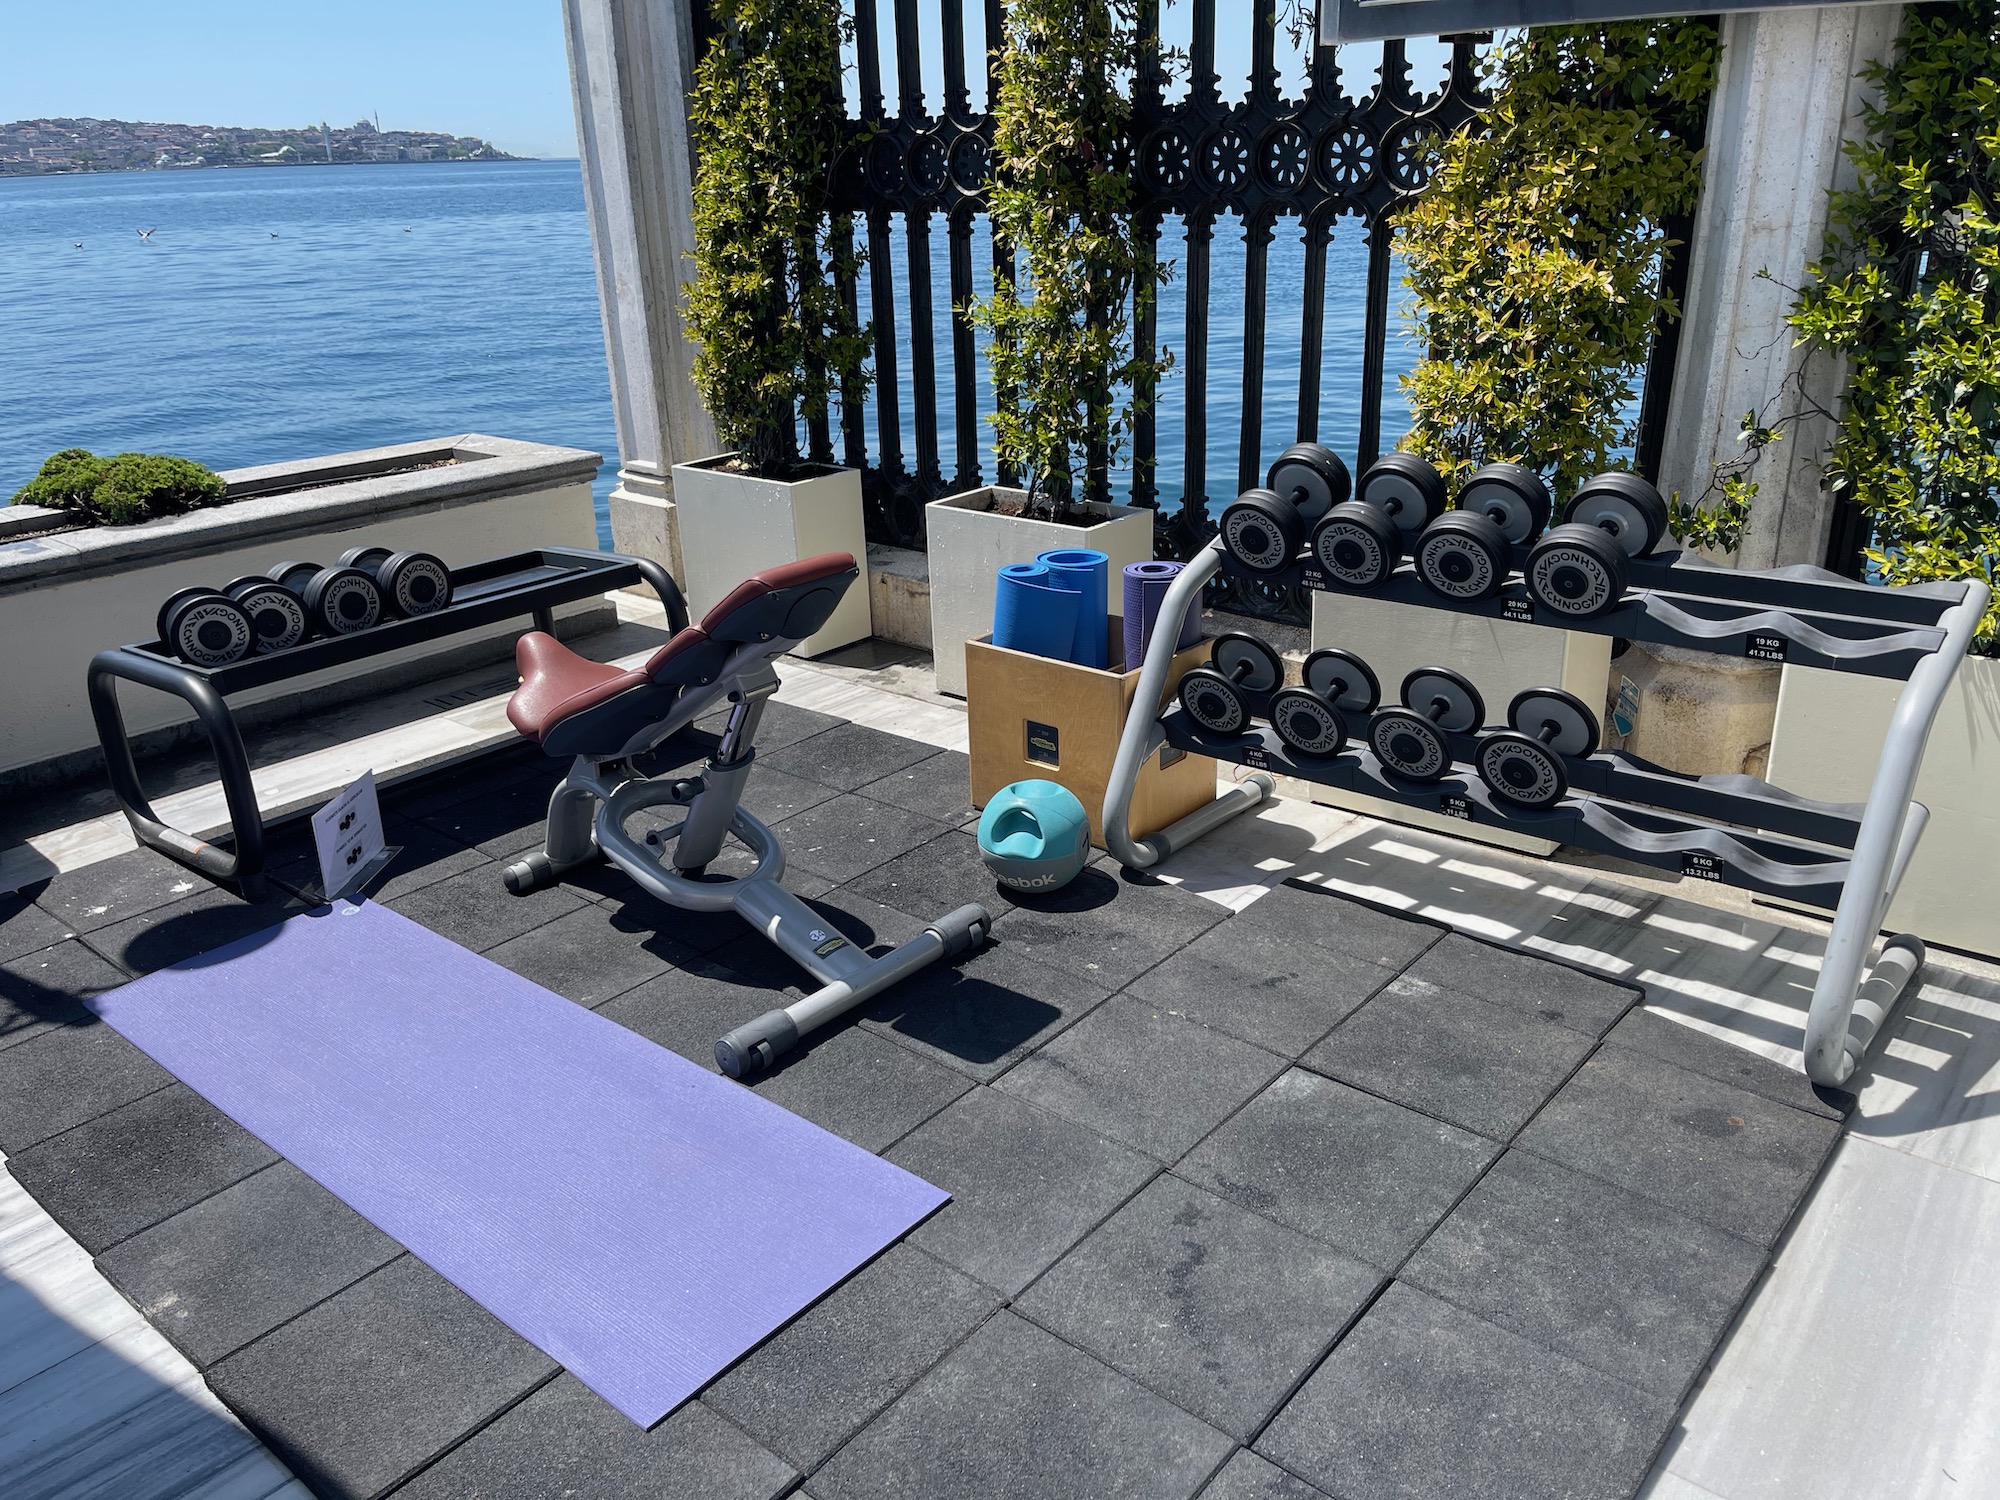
<box><xmin>88</xmin><ymin>546</ymin><xmax>686</xmax><ymax>899</ymax></box>
<box><xmin>1103</xmin><ymin>535</ymin><xmax>1991</xmax><ymax>1087</ymax></box>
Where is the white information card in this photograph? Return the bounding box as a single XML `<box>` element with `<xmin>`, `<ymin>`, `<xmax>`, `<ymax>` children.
<box><xmin>312</xmin><ymin>770</ymin><xmax>388</xmax><ymax>902</ymax></box>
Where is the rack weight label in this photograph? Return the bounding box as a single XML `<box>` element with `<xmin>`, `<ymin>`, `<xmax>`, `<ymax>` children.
<box><xmin>1682</xmin><ymin>849</ymin><xmax>1726</xmax><ymax>882</ymax></box>
<box><xmin>1499</xmin><ymin>597</ymin><xmax>1536</xmax><ymax>625</ymax></box>
<box><xmin>1746</xmin><ymin>632</ymin><xmax>1789</xmax><ymax>663</ymax></box>
<box><xmin>1439</xmin><ymin>793</ymin><xmax>1474</xmax><ymax>821</ymax></box>
<box><xmin>1242</xmin><ymin>744</ymin><xmax>1273</xmax><ymax>772</ymax></box>
<box><xmin>1300</xmin><ymin>565</ymin><xmax>1328</xmax><ymax>591</ymax></box>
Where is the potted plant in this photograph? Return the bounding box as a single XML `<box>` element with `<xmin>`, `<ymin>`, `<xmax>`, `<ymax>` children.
<box><xmin>672</xmin><ymin>0</ymin><xmax>871</xmax><ymax>657</ymax></box>
<box><xmin>929</xmin><ymin>0</ymin><xmax>1166</xmax><ymax>695</ymax></box>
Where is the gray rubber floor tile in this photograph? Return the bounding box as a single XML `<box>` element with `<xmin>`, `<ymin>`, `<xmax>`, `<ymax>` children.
<box><xmin>1237</xmin><ymin>884</ymin><xmax>1445</xmax><ymax>969</ymax></box>
<box><xmin>800</xmin><ymin>886</ymin><xmax>928</xmax><ymax>954</ymax></box>
<box><xmin>31</xmin><ymin>846</ymin><xmax>228</xmax><ymax>934</ymax></box>
<box><xmin>596</xmin><ymin>936</ymin><xmax>804</xmax><ymax>1071</ymax></box>
<box><xmin>737</xmin><ymin>765</ymin><xmax>845</xmax><ymax>827</ymax></box>
<box><xmin>810</xmin><ymin>1311</ymin><xmax>1233</xmax><ymax>1500</ymax></box>
<box><xmin>389</xmin><ymin>1375</ymin><xmax>795</xmax><ymax>1500</ymax></box>
<box><xmin>704</xmin><ymin>1243</ymin><xmax>1001</xmax><ymax>1469</ymax></box>
<box><xmin>0</xmin><ymin>937</ymin><xmax>127</xmax><ymax>1053</ymax></box>
<box><xmin>855</xmin><ymin>751</ymin><xmax>978</xmax><ymax>827</ymax></box>
<box><xmin>1516</xmin><ymin>1046</ymin><xmax>1841</xmax><ymax>1247</ymax></box>
<box><xmin>385</xmin><ymin>861</ymin><xmax>587</xmax><ymax>954</ymax></box>
<box><xmin>1257</xmin><ymin>1283</ymin><xmax>1670</xmax><ymax>1500</ymax></box>
<box><xmin>585</xmin><ymin>865</ymin><xmax>824</xmax><ymax>951</ymax></box>
<box><xmin>86</xmin><ymin>883</ymin><xmax>309</xmax><ymax>976</ymax></box>
<box><xmin>416</xmin><ymin>773</ymin><xmax>567</xmax><ymax>859</ymax></box>
<box><xmin>1198</xmin><ymin>1450</ymin><xmax>1333</xmax><ymax>1499</ymax></box>
<box><xmin>996</xmin><ymin>994</ymin><xmax>1286</xmax><ymax>1160</ymax></box>
<box><xmin>1016</xmin><ymin>1176</ymin><xmax>1381</xmax><ymax>1441</ymax></box>
<box><xmin>482</xmin><ymin>902</ymin><xmax>687</xmax><ymax>1009</ymax></box>
<box><xmin>208</xmin><ymin>1256</ymin><xmax>558</xmax><ymax>1500</ymax></box>
<box><xmin>732</xmin><ymin>700</ymin><xmax>845</xmax><ymax>754</ymax></box>
<box><xmin>0</xmin><ymin>1017</ymin><xmax>172</xmax><ymax>1152</ymax></box>
<box><xmin>1606</xmin><ymin>1006</ymin><xmax>1851</xmax><ymax>1120</ymax></box>
<box><xmin>1402</xmin><ymin>1149</ymin><xmax>1766</xmax><ymax>1400</ymax></box>
<box><xmin>266</xmin><ymin>816</ymin><xmax>491</xmax><ymax>905</ymax></box>
<box><xmin>1401</xmin><ymin>932</ymin><xmax>1638</xmax><ymax>1038</ymax></box>
<box><xmin>98</xmin><ymin>1161</ymin><xmax>404</xmax><ymax>1368</ymax></box>
<box><xmin>1177</xmin><ymin>1069</ymin><xmax>1499</xmax><ymax>1269</ymax></box>
<box><xmin>6</xmin><ymin>1083</ymin><xmax>278</xmax><ymax>1253</ymax></box>
<box><xmin>993</xmin><ymin>866</ymin><xmax>1227</xmax><ymax>990</ymax></box>
<box><xmin>772</xmin><ymin>794</ymin><xmax>952</xmax><ymax>884</ymax></box>
<box><xmin>750</xmin><ymin>1023</ymin><xmax>972</xmax><ymax>1152</ymax></box>
<box><xmin>759</xmin><ymin>721</ymin><xmax>938</xmax><ymax>792</ymax></box>
<box><xmin>0</xmin><ymin>891</ymin><xmax>75</xmax><ymax>964</ymax></box>
<box><xmin>858</xmin><ymin>932</ymin><xmax>1113</xmax><ymax>1083</ymax></box>
<box><xmin>888</xmin><ymin>1088</ymin><xmax>1158</xmax><ymax>1296</ymax></box>
<box><xmin>1126</xmin><ymin>920</ymin><xmax>1401</xmax><ymax>1057</ymax></box>
<box><xmin>385</xmin><ymin>749</ymin><xmax>548</xmax><ymax>822</ymax></box>
<box><xmin>848</xmin><ymin>829</ymin><xmax>1024</xmax><ymax>922</ymax></box>
<box><xmin>1302</xmin><ymin>978</ymin><xmax>1597</xmax><ymax>1141</ymax></box>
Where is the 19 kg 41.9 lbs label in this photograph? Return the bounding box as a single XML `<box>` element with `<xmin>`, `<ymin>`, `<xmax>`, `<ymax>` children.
<box><xmin>1745</xmin><ymin>632</ymin><xmax>1788</xmax><ymax>662</ymax></box>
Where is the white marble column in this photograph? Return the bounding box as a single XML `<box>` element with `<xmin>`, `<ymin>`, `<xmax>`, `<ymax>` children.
<box><xmin>1657</xmin><ymin>4</ymin><xmax>1903</xmax><ymax>569</ymax></box>
<box><xmin>563</xmin><ymin>0</ymin><xmax>717</xmax><ymax>583</ymax></box>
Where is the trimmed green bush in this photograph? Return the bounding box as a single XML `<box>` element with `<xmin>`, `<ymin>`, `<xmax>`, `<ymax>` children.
<box><xmin>11</xmin><ymin>449</ymin><xmax>227</xmax><ymax>526</ymax></box>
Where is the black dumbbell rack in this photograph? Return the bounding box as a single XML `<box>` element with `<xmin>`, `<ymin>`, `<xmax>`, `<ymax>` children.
<box><xmin>88</xmin><ymin>546</ymin><xmax>687</xmax><ymax>898</ymax></box>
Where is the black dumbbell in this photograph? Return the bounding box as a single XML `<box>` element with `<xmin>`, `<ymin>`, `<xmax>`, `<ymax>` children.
<box><xmin>221</xmin><ymin>575</ymin><xmax>309</xmax><ymax>654</ymax></box>
<box><xmin>1355</xmin><ymin>452</ymin><xmax>1447</xmax><ymax>540</ymax></box>
<box><xmin>339</xmin><ymin>544</ymin><xmax>396</xmax><ymax>574</ymax></box>
<box><xmin>1269</xmin><ymin>647</ymin><xmax>1380</xmax><ymax>757</ymax></box>
<box><xmin>157</xmin><ymin>586</ymin><xmax>254</xmax><ymax>667</ymax></box>
<box><xmin>1368</xmin><ymin>666</ymin><xmax>1484</xmax><ymax>783</ymax></box>
<box><xmin>1456</xmin><ymin>462</ymin><xmax>1552</xmax><ymax>547</ymax></box>
<box><xmin>1176</xmin><ymin>632</ymin><xmax>1284</xmax><ymax>736</ymax></box>
<box><xmin>1310</xmin><ymin>499</ymin><xmax>1403</xmax><ymax>589</ymax></box>
<box><xmin>1219</xmin><ymin>486</ymin><xmax>1305</xmax><ymax>574</ymax></box>
<box><xmin>1413</xmin><ymin>508</ymin><xmax>1512</xmax><ymax>601</ymax></box>
<box><xmin>273</xmin><ymin>559</ymin><xmax>382</xmax><ymax>637</ymax></box>
<box><xmin>337</xmin><ymin>544</ymin><xmax>454</xmax><ymax>618</ymax></box>
<box><xmin>1523</xmin><ymin>522</ymin><xmax>1630</xmax><ymax>619</ymax></box>
<box><xmin>1563</xmin><ymin>471</ymin><xmax>1669</xmax><ymax>560</ymax></box>
<box><xmin>1267</xmin><ymin>443</ymin><xmax>1351</xmax><ymax>522</ymax></box>
<box><xmin>1476</xmin><ymin>687</ymin><xmax>1601</xmax><ymax>809</ymax></box>
<box><xmin>269</xmin><ymin>560</ymin><xmax>323</xmax><ymax>596</ymax></box>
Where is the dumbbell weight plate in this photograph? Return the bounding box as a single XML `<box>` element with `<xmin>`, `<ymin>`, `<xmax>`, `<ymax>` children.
<box><xmin>268</xmin><ymin>560</ymin><xmax>323</xmax><ymax>596</ymax></box>
<box><xmin>1219</xmin><ymin>488</ymin><xmax>1305</xmax><ymax>575</ymax></box>
<box><xmin>339</xmin><ymin>544</ymin><xmax>396</xmax><ymax>574</ymax></box>
<box><xmin>1414</xmin><ymin>510</ymin><xmax>1511</xmax><ymax>601</ymax></box>
<box><xmin>1269</xmin><ymin>688</ymin><xmax>1349</xmax><ymax>757</ymax></box>
<box><xmin>1401</xmin><ymin>666</ymin><xmax>1485</xmax><ymax>732</ymax></box>
<box><xmin>1369</xmin><ymin>709</ymin><xmax>1451</xmax><ymax>782</ymax></box>
<box><xmin>1564</xmin><ymin>472</ymin><xmax>1669</xmax><ymax>559</ymax></box>
<box><xmin>1210</xmin><ymin>631</ymin><xmax>1284</xmax><ymax>693</ymax></box>
<box><xmin>1266</xmin><ymin>443</ymin><xmax>1352</xmax><ymax>524</ymax></box>
<box><xmin>1178</xmin><ymin>667</ymin><xmax>1250</xmax><ymax>735</ymax></box>
<box><xmin>1301</xmin><ymin>647</ymin><xmax>1380</xmax><ymax>715</ymax></box>
<box><xmin>1356</xmin><ymin>452</ymin><xmax>1447</xmax><ymax>539</ymax></box>
<box><xmin>1524</xmin><ymin>523</ymin><xmax>1630</xmax><ymax>619</ymax></box>
<box><xmin>1477</xmin><ymin>732</ymin><xmax>1568</xmax><ymax>809</ymax></box>
<box><xmin>302</xmin><ymin>566</ymin><xmax>383</xmax><ymax>635</ymax></box>
<box><xmin>1309</xmin><ymin>501</ymin><xmax>1402</xmax><ymax>589</ymax></box>
<box><xmin>1507</xmin><ymin>687</ymin><xmax>1601</xmax><ymax>758</ymax></box>
<box><xmin>1457</xmin><ymin>462</ymin><xmax>1552</xmax><ymax>546</ymax></box>
<box><xmin>156</xmin><ymin>586</ymin><xmax>216</xmax><ymax>647</ymax></box>
<box><xmin>222</xmin><ymin>576</ymin><xmax>309</xmax><ymax>654</ymax></box>
<box><xmin>163</xmin><ymin>591</ymin><xmax>254</xmax><ymax>667</ymax></box>
<box><xmin>377</xmin><ymin>550</ymin><xmax>453</xmax><ymax>616</ymax></box>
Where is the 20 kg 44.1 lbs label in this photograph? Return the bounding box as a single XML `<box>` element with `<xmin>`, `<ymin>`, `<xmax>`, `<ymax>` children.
<box><xmin>1499</xmin><ymin>597</ymin><xmax>1536</xmax><ymax>625</ymax></box>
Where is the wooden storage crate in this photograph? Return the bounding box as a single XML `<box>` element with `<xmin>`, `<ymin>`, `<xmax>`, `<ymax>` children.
<box><xmin>966</xmin><ymin>622</ymin><xmax>1216</xmax><ymax>850</ymax></box>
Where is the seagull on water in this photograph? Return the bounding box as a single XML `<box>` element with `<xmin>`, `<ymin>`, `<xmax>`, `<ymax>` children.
<box><xmin>136</xmin><ymin>227</ymin><xmax>157</xmax><ymax>240</ymax></box>
<box><xmin>270</xmin><ymin>231</ymin><xmax>280</xmax><ymax>238</ymax></box>
<box><xmin>72</xmin><ymin>241</ymin><xmax>84</xmax><ymax>249</ymax></box>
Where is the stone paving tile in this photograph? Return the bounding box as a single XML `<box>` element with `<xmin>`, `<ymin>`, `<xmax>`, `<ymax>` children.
<box><xmin>1177</xmin><ymin>1069</ymin><xmax>1499</xmax><ymax>1270</ymax></box>
<box><xmin>772</xmin><ymin>795</ymin><xmax>953</xmax><ymax>884</ymax></box>
<box><xmin>1518</xmin><ymin>1046</ymin><xmax>1842</xmax><ymax>1248</ymax></box>
<box><xmin>1198</xmin><ymin>1451</ymin><xmax>1333</xmax><ymax>1499</ymax></box>
<box><xmin>97</xmin><ymin>1161</ymin><xmax>404</xmax><ymax>1368</ymax></box>
<box><xmin>383</xmin><ymin>862</ymin><xmax>587</xmax><ymax>955</ymax></box>
<box><xmin>0</xmin><ymin>1017</ymin><xmax>173</xmax><ymax>1152</ymax></box>
<box><xmin>1402</xmin><ymin>1149</ymin><xmax>1766</xmax><ymax>1401</ymax></box>
<box><xmin>1257</xmin><ymin>1283</ymin><xmax>1670</xmax><ymax>1500</ymax></box>
<box><xmin>85</xmin><ymin>882</ymin><xmax>308</xmax><ymax>977</ymax></box>
<box><xmin>996</xmin><ymin>994</ymin><xmax>1286</xmax><ymax>1160</ymax></box>
<box><xmin>31</xmin><ymin>845</ymin><xmax>227</xmax><ymax>934</ymax></box>
<box><xmin>0</xmin><ymin>890</ymin><xmax>75</xmax><ymax>964</ymax></box>
<box><xmin>0</xmin><ymin>937</ymin><xmax>127</xmax><ymax>1053</ymax></box>
<box><xmin>1234</xmin><ymin>884</ymin><xmax>1446</xmax><ymax>970</ymax></box>
<box><xmin>1400</xmin><ymin>932</ymin><xmax>1639</xmax><ymax>1038</ymax></box>
<box><xmin>1016</xmin><ymin>1176</ymin><xmax>1382</xmax><ymax>1441</ymax></box>
<box><xmin>6</xmin><ymin>1083</ymin><xmax>278</xmax><ymax>1253</ymax></box>
<box><xmin>888</xmin><ymin>1088</ymin><xmax>1159</xmax><ymax>1296</ymax></box>
<box><xmin>1302</xmin><ymin>977</ymin><xmax>1598</xmax><ymax>1141</ymax></box>
<box><xmin>810</xmin><ymin>1312</ymin><xmax>1233</xmax><ymax>1500</ymax></box>
<box><xmin>992</xmin><ymin>865</ymin><xmax>1227</xmax><ymax>991</ymax></box>
<box><xmin>759</xmin><ymin>721</ymin><xmax>937</xmax><ymax>793</ymax></box>
<box><xmin>595</xmin><ymin>935</ymin><xmax>805</xmax><ymax>1072</ymax></box>
<box><xmin>854</xmin><ymin>751</ymin><xmax>978</xmax><ymax>828</ymax></box>
<box><xmin>704</xmin><ymin>1243</ymin><xmax>1001</xmax><ymax>1470</ymax></box>
<box><xmin>749</xmin><ymin>1023</ymin><xmax>972</xmax><ymax>1153</ymax></box>
<box><xmin>388</xmin><ymin>1375</ymin><xmax>795</xmax><ymax>1500</ymax></box>
<box><xmin>1125</xmin><ymin>919</ymin><xmax>1401</xmax><ymax>1059</ymax></box>
<box><xmin>1606</xmin><ymin>1006</ymin><xmax>1851</xmax><ymax>1120</ymax></box>
<box><xmin>482</xmin><ymin>902</ymin><xmax>688</xmax><ymax>1010</ymax></box>
<box><xmin>207</xmin><ymin>1256</ymin><xmax>559</xmax><ymax>1500</ymax></box>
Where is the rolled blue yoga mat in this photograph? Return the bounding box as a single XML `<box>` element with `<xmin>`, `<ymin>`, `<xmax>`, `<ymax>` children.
<box><xmin>993</xmin><ymin>561</ymin><xmax>1081</xmax><ymax>661</ymax></box>
<box><xmin>1122</xmin><ymin>559</ymin><xmax>1204</xmax><ymax>668</ymax></box>
<box><xmin>1036</xmin><ymin>548</ymin><xmax>1110</xmax><ymax>669</ymax></box>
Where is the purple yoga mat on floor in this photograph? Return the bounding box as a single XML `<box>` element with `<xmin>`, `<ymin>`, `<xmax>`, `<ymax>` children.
<box><xmin>87</xmin><ymin>899</ymin><xmax>947</xmax><ymax>1427</ymax></box>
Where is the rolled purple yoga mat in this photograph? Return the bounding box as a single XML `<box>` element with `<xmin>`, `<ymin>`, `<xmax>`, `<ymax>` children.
<box><xmin>1122</xmin><ymin>560</ymin><xmax>1204</xmax><ymax>668</ymax></box>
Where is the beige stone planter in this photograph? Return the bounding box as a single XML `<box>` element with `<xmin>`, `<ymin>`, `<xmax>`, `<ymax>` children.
<box><xmin>925</xmin><ymin>488</ymin><xmax>1154</xmax><ymax>697</ymax></box>
<box><xmin>671</xmin><ymin>456</ymin><xmax>869</xmax><ymax>657</ymax></box>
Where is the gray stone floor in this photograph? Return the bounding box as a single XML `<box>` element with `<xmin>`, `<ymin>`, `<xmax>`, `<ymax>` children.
<box><xmin>0</xmin><ymin>704</ymin><xmax>1847</xmax><ymax>1500</ymax></box>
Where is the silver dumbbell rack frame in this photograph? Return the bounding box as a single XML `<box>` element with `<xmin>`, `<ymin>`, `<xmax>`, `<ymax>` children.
<box><xmin>1103</xmin><ymin>536</ymin><xmax>1991</xmax><ymax>1086</ymax></box>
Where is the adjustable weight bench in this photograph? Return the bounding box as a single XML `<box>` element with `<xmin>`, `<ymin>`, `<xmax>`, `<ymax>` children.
<box><xmin>502</xmin><ymin>551</ymin><xmax>991</xmax><ymax>1077</ymax></box>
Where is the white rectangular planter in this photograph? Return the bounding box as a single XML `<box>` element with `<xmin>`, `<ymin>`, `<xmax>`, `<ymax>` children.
<box><xmin>670</xmin><ymin>456</ymin><xmax>869</xmax><ymax>658</ymax></box>
<box><xmin>926</xmin><ymin>488</ymin><xmax>1155</xmax><ymax>697</ymax></box>
<box><xmin>1767</xmin><ymin>652</ymin><xmax>2000</xmax><ymax>958</ymax></box>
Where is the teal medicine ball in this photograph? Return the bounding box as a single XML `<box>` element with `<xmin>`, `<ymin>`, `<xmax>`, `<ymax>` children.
<box><xmin>978</xmin><ymin>779</ymin><xmax>1091</xmax><ymax>894</ymax></box>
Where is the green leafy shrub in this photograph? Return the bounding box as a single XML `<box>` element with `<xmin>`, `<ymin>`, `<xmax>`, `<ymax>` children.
<box><xmin>10</xmin><ymin>448</ymin><xmax>226</xmax><ymax>525</ymax></box>
<box><xmin>1789</xmin><ymin>0</ymin><xmax>2000</xmax><ymax>651</ymax></box>
<box><xmin>1397</xmin><ymin>21</ymin><xmax>1717</xmax><ymax>502</ymax></box>
<box><xmin>969</xmin><ymin>0</ymin><xmax>1170</xmax><ymax>518</ymax></box>
<box><xmin>684</xmin><ymin>0</ymin><xmax>869</xmax><ymax>474</ymax></box>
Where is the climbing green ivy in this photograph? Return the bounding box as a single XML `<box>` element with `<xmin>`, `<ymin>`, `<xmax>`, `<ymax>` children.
<box><xmin>970</xmin><ymin>0</ymin><xmax>1170</xmax><ymax>518</ymax></box>
<box><xmin>684</xmin><ymin>0</ymin><xmax>869</xmax><ymax>475</ymax></box>
<box><xmin>1397</xmin><ymin>21</ymin><xmax>1717</xmax><ymax>503</ymax></box>
<box><xmin>1790</xmin><ymin>0</ymin><xmax>2000</xmax><ymax>650</ymax></box>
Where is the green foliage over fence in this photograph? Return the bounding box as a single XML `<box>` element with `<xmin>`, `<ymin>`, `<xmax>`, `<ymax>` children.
<box><xmin>11</xmin><ymin>449</ymin><xmax>226</xmax><ymax>526</ymax></box>
<box><xmin>1396</xmin><ymin>21</ymin><xmax>1717</xmax><ymax>501</ymax></box>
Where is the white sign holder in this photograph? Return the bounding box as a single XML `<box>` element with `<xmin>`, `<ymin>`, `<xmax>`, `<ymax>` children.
<box><xmin>310</xmin><ymin>771</ymin><xmax>399</xmax><ymax>904</ymax></box>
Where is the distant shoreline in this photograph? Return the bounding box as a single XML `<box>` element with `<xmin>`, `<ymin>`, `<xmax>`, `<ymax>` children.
<box><xmin>2</xmin><ymin>157</ymin><xmax>540</xmax><ymax>179</ymax></box>
<box><xmin>2</xmin><ymin>116</ymin><xmax>526</xmax><ymax>178</ymax></box>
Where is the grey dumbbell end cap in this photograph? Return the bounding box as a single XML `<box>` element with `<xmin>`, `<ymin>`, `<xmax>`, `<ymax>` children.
<box><xmin>715</xmin><ymin>1010</ymin><xmax>801</xmax><ymax>1079</ymax></box>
